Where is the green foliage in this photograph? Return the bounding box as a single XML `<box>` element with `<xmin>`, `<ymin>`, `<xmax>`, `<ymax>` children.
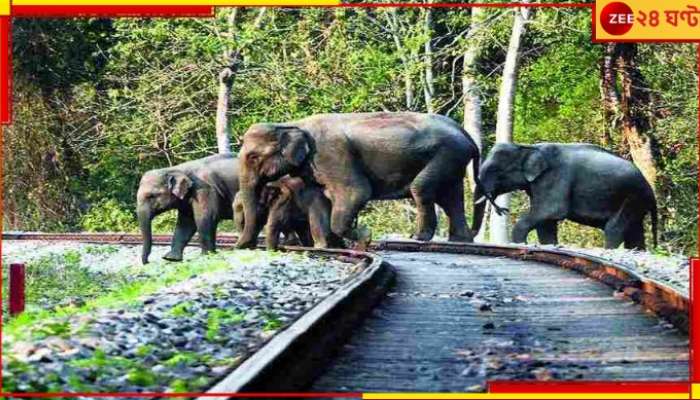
<box><xmin>169</xmin><ymin>301</ymin><xmax>195</xmax><ymax>318</ymax></box>
<box><xmin>4</xmin><ymin>8</ymin><xmax>697</xmax><ymax>254</ymax></box>
<box><xmin>262</xmin><ymin>311</ymin><xmax>283</xmax><ymax>332</ymax></box>
<box><xmin>2</xmin><ymin>251</ymin><xmax>253</xmax><ymax>339</ymax></box>
<box><xmin>1</xmin><ymin>250</ymin><xmax>128</xmax><ymax>319</ymax></box>
<box><xmin>206</xmin><ymin>308</ymin><xmax>245</xmax><ymax>342</ymax></box>
<box><xmin>80</xmin><ymin>199</ymin><xmax>138</xmax><ymax>232</ymax></box>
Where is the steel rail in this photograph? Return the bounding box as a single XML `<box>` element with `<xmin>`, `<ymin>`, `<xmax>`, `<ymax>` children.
<box><xmin>3</xmin><ymin>232</ymin><xmax>689</xmax><ymax>393</ymax></box>
<box><xmin>2</xmin><ymin>232</ymin><xmax>687</xmax><ymax>333</ymax></box>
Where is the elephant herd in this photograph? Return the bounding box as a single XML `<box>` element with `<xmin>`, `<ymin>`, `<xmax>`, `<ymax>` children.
<box><xmin>137</xmin><ymin>112</ymin><xmax>658</xmax><ymax>264</ymax></box>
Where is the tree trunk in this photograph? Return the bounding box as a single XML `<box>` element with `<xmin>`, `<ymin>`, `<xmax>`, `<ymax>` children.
<box><xmin>385</xmin><ymin>8</ymin><xmax>414</xmax><ymax>110</ymax></box>
<box><xmin>599</xmin><ymin>43</ymin><xmax>620</xmax><ymax>147</ymax></box>
<box><xmin>216</xmin><ymin>61</ymin><xmax>237</xmax><ymax>155</ymax></box>
<box><xmin>463</xmin><ymin>6</ymin><xmax>485</xmax><ymax>240</ymax></box>
<box><xmin>614</xmin><ymin>43</ymin><xmax>660</xmax><ymax>191</ymax></box>
<box><xmin>215</xmin><ymin>8</ymin><xmax>266</xmax><ymax>155</ymax></box>
<box><xmin>490</xmin><ymin>2</ymin><xmax>529</xmax><ymax>244</ymax></box>
<box><xmin>423</xmin><ymin>0</ymin><xmax>435</xmax><ymax>113</ymax></box>
<box><xmin>215</xmin><ymin>8</ymin><xmax>238</xmax><ymax>155</ymax></box>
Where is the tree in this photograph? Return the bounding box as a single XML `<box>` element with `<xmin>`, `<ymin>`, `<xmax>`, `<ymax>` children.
<box><xmin>462</xmin><ymin>6</ymin><xmax>485</xmax><ymax>239</ymax></box>
<box><xmin>490</xmin><ymin>1</ymin><xmax>530</xmax><ymax>244</ymax></box>
<box><xmin>422</xmin><ymin>0</ymin><xmax>435</xmax><ymax>113</ymax></box>
<box><xmin>215</xmin><ymin>8</ymin><xmax>266</xmax><ymax>154</ymax></box>
<box><xmin>600</xmin><ymin>43</ymin><xmax>619</xmax><ymax>147</ymax></box>
<box><xmin>615</xmin><ymin>43</ymin><xmax>660</xmax><ymax>190</ymax></box>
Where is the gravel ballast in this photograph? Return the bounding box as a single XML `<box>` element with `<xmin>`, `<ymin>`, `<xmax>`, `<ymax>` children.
<box><xmin>2</xmin><ymin>246</ymin><xmax>359</xmax><ymax>394</ymax></box>
<box><xmin>536</xmin><ymin>245</ymin><xmax>690</xmax><ymax>296</ymax></box>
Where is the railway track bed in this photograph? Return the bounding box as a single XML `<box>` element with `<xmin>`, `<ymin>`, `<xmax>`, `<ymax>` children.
<box><xmin>2</xmin><ymin>241</ymin><xmax>393</xmax><ymax>395</ymax></box>
<box><xmin>1</xmin><ymin>233</ymin><xmax>689</xmax><ymax>395</ymax></box>
<box><xmin>311</xmin><ymin>251</ymin><xmax>688</xmax><ymax>393</ymax></box>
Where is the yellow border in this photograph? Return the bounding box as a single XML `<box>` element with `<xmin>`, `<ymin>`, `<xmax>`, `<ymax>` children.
<box><xmin>12</xmin><ymin>0</ymin><xmax>339</xmax><ymax>5</ymax></box>
<box><xmin>363</xmin><ymin>393</ymin><xmax>689</xmax><ymax>400</ymax></box>
<box><xmin>0</xmin><ymin>0</ymin><xmax>9</xmax><ymax>16</ymax></box>
<box><xmin>692</xmin><ymin>383</ymin><xmax>700</xmax><ymax>399</ymax></box>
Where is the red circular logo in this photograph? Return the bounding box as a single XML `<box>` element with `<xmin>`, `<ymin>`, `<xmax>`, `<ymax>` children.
<box><xmin>600</xmin><ymin>2</ymin><xmax>634</xmax><ymax>36</ymax></box>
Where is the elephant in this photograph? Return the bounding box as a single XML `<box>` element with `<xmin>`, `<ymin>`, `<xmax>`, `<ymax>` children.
<box><xmin>136</xmin><ymin>154</ymin><xmax>240</xmax><ymax>264</ymax></box>
<box><xmin>231</xmin><ymin>181</ymin><xmax>315</xmax><ymax>249</ymax></box>
<box><xmin>234</xmin><ymin>112</ymin><xmax>486</xmax><ymax>249</ymax></box>
<box><xmin>478</xmin><ymin>142</ymin><xmax>658</xmax><ymax>249</ymax></box>
<box><xmin>260</xmin><ymin>176</ymin><xmax>346</xmax><ymax>251</ymax></box>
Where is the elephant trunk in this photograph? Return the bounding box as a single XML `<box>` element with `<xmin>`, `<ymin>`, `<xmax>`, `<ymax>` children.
<box><xmin>471</xmin><ymin>185</ymin><xmax>486</xmax><ymax>235</ymax></box>
<box><xmin>470</xmin><ymin>157</ymin><xmax>487</xmax><ymax>236</ymax></box>
<box><xmin>235</xmin><ymin>178</ymin><xmax>260</xmax><ymax>249</ymax></box>
<box><xmin>138</xmin><ymin>206</ymin><xmax>153</xmax><ymax>264</ymax></box>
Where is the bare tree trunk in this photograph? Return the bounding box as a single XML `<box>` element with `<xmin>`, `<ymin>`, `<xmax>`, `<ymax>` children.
<box><xmin>385</xmin><ymin>8</ymin><xmax>414</xmax><ymax>110</ymax></box>
<box><xmin>462</xmin><ymin>6</ymin><xmax>485</xmax><ymax>240</ymax></box>
<box><xmin>615</xmin><ymin>43</ymin><xmax>659</xmax><ymax>191</ymax></box>
<box><xmin>490</xmin><ymin>2</ymin><xmax>529</xmax><ymax>244</ymax></box>
<box><xmin>599</xmin><ymin>43</ymin><xmax>620</xmax><ymax>147</ymax></box>
<box><xmin>423</xmin><ymin>0</ymin><xmax>435</xmax><ymax>113</ymax></box>
<box><xmin>216</xmin><ymin>63</ymin><xmax>236</xmax><ymax>154</ymax></box>
<box><xmin>215</xmin><ymin>8</ymin><xmax>266</xmax><ymax>154</ymax></box>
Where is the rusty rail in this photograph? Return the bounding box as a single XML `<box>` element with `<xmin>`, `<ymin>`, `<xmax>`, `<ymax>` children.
<box><xmin>3</xmin><ymin>232</ymin><xmax>688</xmax><ymax>333</ymax></box>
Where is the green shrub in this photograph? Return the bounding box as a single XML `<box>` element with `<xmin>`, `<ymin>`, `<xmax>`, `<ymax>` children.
<box><xmin>80</xmin><ymin>199</ymin><xmax>137</xmax><ymax>233</ymax></box>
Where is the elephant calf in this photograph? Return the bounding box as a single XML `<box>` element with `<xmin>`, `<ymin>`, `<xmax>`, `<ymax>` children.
<box><xmin>234</xmin><ymin>176</ymin><xmax>345</xmax><ymax>251</ymax></box>
<box><xmin>479</xmin><ymin>143</ymin><xmax>657</xmax><ymax>249</ymax></box>
<box><xmin>137</xmin><ymin>154</ymin><xmax>240</xmax><ymax>264</ymax></box>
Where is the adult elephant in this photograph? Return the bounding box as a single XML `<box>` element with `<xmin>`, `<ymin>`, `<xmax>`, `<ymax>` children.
<box><xmin>136</xmin><ymin>154</ymin><xmax>239</xmax><ymax>264</ymax></box>
<box><xmin>235</xmin><ymin>112</ymin><xmax>486</xmax><ymax>249</ymax></box>
<box><xmin>478</xmin><ymin>142</ymin><xmax>657</xmax><ymax>249</ymax></box>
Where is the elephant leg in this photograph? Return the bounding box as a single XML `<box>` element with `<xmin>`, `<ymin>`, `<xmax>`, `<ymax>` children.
<box><xmin>512</xmin><ymin>215</ymin><xmax>538</xmax><ymax>244</ymax></box>
<box><xmin>330</xmin><ymin>184</ymin><xmax>371</xmax><ymax>241</ymax></box>
<box><xmin>198</xmin><ymin>219</ymin><xmax>218</xmax><ymax>254</ymax></box>
<box><xmin>164</xmin><ymin>208</ymin><xmax>197</xmax><ymax>262</ymax></box>
<box><xmin>409</xmin><ymin>167</ymin><xmax>442</xmax><ymax>242</ymax></box>
<box><xmin>623</xmin><ymin>219</ymin><xmax>646</xmax><ymax>250</ymax></box>
<box><xmin>193</xmin><ymin>206</ymin><xmax>217</xmax><ymax>255</ymax></box>
<box><xmin>265</xmin><ymin>219</ymin><xmax>283</xmax><ymax>250</ymax></box>
<box><xmin>308</xmin><ymin>205</ymin><xmax>331</xmax><ymax>248</ymax></box>
<box><xmin>535</xmin><ymin>220</ymin><xmax>558</xmax><ymax>245</ymax></box>
<box><xmin>295</xmin><ymin>224</ymin><xmax>314</xmax><ymax>247</ymax></box>
<box><xmin>604</xmin><ymin>200</ymin><xmax>634</xmax><ymax>249</ymax></box>
<box><xmin>435</xmin><ymin>180</ymin><xmax>472</xmax><ymax>243</ymax></box>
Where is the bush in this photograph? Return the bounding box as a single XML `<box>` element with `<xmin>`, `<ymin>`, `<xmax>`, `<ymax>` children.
<box><xmin>80</xmin><ymin>199</ymin><xmax>138</xmax><ymax>233</ymax></box>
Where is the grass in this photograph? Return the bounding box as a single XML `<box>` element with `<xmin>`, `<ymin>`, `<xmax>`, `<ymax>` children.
<box><xmin>262</xmin><ymin>311</ymin><xmax>283</xmax><ymax>332</ymax></box>
<box><xmin>206</xmin><ymin>308</ymin><xmax>246</xmax><ymax>342</ymax></box>
<box><xmin>2</xmin><ymin>250</ymin><xmax>269</xmax><ymax>341</ymax></box>
<box><xmin>2</xmin><ymin>248</ymin><xmax>299</xmax><ymax>394</ymax></box>
<box><xmin>1</xmin><ymin>249</ymin><xmax>131</xmax><ymax>318</ymax></box>
<box><xmin>169</xmin><ymin>301</ymin><xmax>195</xmax><ymax>318</ymax></box>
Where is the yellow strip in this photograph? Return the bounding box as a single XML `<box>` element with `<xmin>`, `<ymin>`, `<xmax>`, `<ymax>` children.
<box><xmin>12</xmin><ymin>0</ymin><xmax>339</xmax><ymax>5</ymax></box>
<box><xmin>692</xmin><ymin>383</ymin><xmax>700</xmax><ymax>399</ymax></box>
<box><xmin>363</xmin><ymin>393</ymin><xmax>689</xmax><ymax>400</ymax></box>
<box><xmin>0</xmin><ymin>0</ymin><xmax>9</xmax><ymax>16</ymax></box>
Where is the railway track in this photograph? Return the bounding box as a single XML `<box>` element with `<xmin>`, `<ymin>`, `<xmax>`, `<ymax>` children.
<box><xmin>3</xmin><ymin>232</ymin><xmax>690</xmax><ymax>393</ymax></box>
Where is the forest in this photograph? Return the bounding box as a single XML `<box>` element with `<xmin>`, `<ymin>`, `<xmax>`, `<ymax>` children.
<box><xmin>3</xmin><ymin>3</ymin><xmax>698</xmax><ymax>255</ymax></box>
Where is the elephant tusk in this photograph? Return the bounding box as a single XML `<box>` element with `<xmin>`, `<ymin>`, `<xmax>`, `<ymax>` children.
<box><xmin>475</xmin><ymin>196</ymin><xmax>486</xmax><ymax>205</ymax></box>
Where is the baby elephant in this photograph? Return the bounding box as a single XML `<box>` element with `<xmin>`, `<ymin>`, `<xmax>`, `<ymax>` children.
<box><xmin>233</xmin><ymin>176</ymin><xmax>344</xmax><ymax>250</ymax></box>
<box><xmin>262</xmin><ymin>176</ymin><xmax>346</xmax><ymax>250</ymax></box>
<box><xmin>479</xmin><ymin>143</ymin><xmax>657</xmax><ymax>249</ymax></box>
<box><xmin>233</xmin><ymin>182</ymin><xmax>312</xmax><ymax>248</ymax></box>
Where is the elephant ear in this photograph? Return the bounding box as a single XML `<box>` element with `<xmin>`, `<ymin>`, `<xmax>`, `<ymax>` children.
<box><xmin>278</xmin><ymin>126</ymin><xmax>310</xmax><ymax>168</ymax></box>
<box><xmin>523</xmin><ymin>149</ymin><xmax>548</xmax><ymax>182</ymax></box>
<box><xmin>168</xmin><ymin>172</ymin><xmax>192</xmax><ymax>200</ymax></box>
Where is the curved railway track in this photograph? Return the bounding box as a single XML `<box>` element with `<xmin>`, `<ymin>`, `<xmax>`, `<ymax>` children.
<box><xmin>2</xmin><ymin>232</ymin><xmax>690</xmax><ymax>393</ymax></box>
